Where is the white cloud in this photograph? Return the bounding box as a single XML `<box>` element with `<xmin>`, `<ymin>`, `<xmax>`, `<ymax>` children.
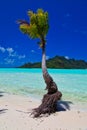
<box><xmin>30</xmin><ymin>49</ymin><xmax>41</xmax><ymax>55</ymax></box>
<box><xmin>0</xmin><ymin>45</ymin><xmax>14</xmax><ymax>55</ymax></box>
<box><xmin>0</xmin><ymin>45</ymin><xmax>26</xmax><ymax>65</ymax></box>
<box><xmin>18</xmin><ymin>55</ymin><xmax>25</xmax><ymax>59</ymax></box>
<box><xmin>31</xmin><ymin>50</ymin><xmax>35</xmax><ymax>53</ymax></box>
<box><xmin>65</xmin><ymin>56</ymin><xmax>69</xmax><ymax>60</ymax></box>
<box><xmin>46</xmin><ymin>56</ymin><xmax>50</xmax><ymax>60</ymax></box>
<box><xmin>4</xmin><ymin>58</ymin><xmax>15</xmax><ymax>64</ymax></box>
<box><xmin>6</xmin><ymin>47</ymin><xmax>14</xmax><ymax>56</ymax></box>
<box><xmin>0</xmin><ymin>46</ymin><xmax>5</xmax><ymax>53</ymax></box>
<box><xmin>9</xmin><ymin>52</ymin><xmax>17</xmax><ymax>57</ymax></box>
<box><xmin>0</xmin><ymin>45</ymin><xmax>26</xmax><ymax>58</ymax></box>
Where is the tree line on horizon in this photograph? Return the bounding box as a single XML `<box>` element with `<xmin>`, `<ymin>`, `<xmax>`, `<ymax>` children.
<box><xmin>19</xmin><ymin>55</ymin><xmax>87</xmax><ymax>69</ymax></box>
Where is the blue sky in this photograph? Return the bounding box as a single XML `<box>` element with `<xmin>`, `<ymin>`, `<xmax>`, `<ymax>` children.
<box><xmin>0</xmin><ymin>0</ymin><xmax>87</xmax><ymax>67</ymax></box>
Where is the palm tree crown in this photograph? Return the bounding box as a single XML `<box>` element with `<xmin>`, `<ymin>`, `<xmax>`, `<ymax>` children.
<box><xmin>18</xmin><ymin>9</ymin><xmax>49</xmax><ymax>47</ymax></box>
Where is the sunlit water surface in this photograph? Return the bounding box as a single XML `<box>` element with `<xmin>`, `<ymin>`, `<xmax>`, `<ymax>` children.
<box><xmin>0</xmin><ymin>68</ymin><xmax>87</xmax><ymax>111</ymax></box>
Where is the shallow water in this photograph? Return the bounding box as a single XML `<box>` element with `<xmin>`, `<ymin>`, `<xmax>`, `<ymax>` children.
<box><xmin>0</xmin><ymin>68</ymin><xmax>87</xmax><ymax>110</ymax></box>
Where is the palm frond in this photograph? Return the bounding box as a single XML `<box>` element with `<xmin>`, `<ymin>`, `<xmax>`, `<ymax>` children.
<box><xmin>17</xmin><ymin>20</ymin><xmax>29</xmax><ymax>25</ymax></box>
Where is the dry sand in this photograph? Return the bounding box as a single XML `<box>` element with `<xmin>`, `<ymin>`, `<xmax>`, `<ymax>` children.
<box><xmin>0</xmin><ymin>93</ymin><xmax>87</xmax><ymax>130</ymax></box>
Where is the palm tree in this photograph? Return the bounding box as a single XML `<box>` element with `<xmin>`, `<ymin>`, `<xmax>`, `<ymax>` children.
<box><xmin>17</xmin><ymin>9</ymin><xmax>62</xmax><ymax>117</ymax></box>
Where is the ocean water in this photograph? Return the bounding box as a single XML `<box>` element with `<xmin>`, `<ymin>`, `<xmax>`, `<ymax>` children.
<box><xmin>0</xmin><ymin>68</ymin><xmax>87</xmax><ymax>110</ymax></box>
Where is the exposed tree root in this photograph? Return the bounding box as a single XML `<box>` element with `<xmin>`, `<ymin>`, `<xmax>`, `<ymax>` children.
<box><xmin>32</xmin><ymin>90</ymin><xmax>62</xmax><ymax>117</ymax></box>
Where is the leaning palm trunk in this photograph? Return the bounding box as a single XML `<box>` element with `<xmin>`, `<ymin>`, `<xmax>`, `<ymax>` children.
<box><xmin>18</xmin><ymin>9</ymin><xmax>62</xmax><ymax>117</ymax></box>
<box><xmin>42</xmin><ymin>41</ymin><xmax>58</xmax><ymax>94</ymax></box>
<box><xmin>32</xmin><ymin>40</ymin><xmax>62</xmax><ymax>117</ymax></box>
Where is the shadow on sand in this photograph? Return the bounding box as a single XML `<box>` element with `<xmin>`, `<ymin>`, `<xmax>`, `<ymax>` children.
<box><xmin>0</xmin><ymin>91</ymin><xmax>4</xmax><ymax>97</ymax></box>
<box><xmin>0</xmin><ymin>94</ymin><xmax>3</xmax><ymax>97</ymax></box>
<box><xmin>0</xmin><ymin>109</ymin><xmax>8</xmax><ymax>114</ymax></box>
<box><xmin>56</xmin><ymin>100</ymin><xmax>73</xmax><ymax>111</ymax></box>
<box><xmin>0</xmin><ymin>91</ymin><xmax>8</xmax><ymax>114</ymax></box>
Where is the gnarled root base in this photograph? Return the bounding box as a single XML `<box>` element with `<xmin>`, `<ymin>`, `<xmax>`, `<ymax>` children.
<box><xmin>32</xmin><ymin>91</ymin><xmax>62</xmax><ymax>117</ymax></box>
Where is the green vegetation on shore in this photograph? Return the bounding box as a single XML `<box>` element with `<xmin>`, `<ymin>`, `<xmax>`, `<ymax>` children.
<box><xmin>19</xmin><ymin>56</ymin><xmax>87</xmax><ymax>69</ymax></box>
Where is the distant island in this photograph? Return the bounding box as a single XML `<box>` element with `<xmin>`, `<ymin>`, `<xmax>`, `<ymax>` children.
<box><xmin>19</xmin><ymin>56</ymin><xmax>87</xmax><ymax>69</ymax></box>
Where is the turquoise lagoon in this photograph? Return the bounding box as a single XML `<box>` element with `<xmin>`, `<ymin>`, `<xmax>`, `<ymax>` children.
<box><xmin>0</xmin><ymin>68</ymin><xmax>87</xmax><ymax>110</ymax></box>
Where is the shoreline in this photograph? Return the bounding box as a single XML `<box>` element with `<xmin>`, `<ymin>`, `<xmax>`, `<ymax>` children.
<box><xmin>2</xmin><ymin>91</ymin><xmax>87</xmax><ymax>112</ymax></box>
<box><xmin>0</xmin><ymin>92</ymin><xmax>87</xmax><ymax>130</ymax></box>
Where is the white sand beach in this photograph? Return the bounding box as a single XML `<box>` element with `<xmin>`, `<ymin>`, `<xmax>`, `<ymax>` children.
<box><xmin>0</xmin><ymin>93</ymin><xmax>87</xmax><ymax>130</ymax></box>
